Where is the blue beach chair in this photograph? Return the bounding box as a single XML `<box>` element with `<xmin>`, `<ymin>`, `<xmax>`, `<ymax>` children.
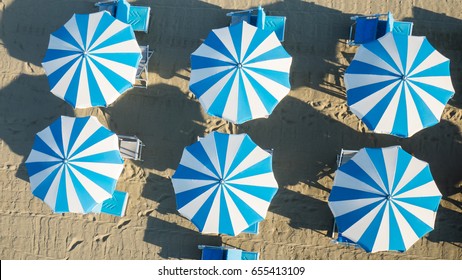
<box><xmin>348</xmin><ymin>12</ymin><xmax>413</xmax><ymax>46</ymax></box>
<box><xmin>92</xmin><ymin>190</ymin><xmax>129</xmax><ymax>217</ymax></box>
<box><xmin>135</xmin><ymin>45</ymin><xmax>154</xmax><ymax>88</ymax></box>
<box><xmin>226</xmin><ymin>6</ymin><xmax>286</xmax><ymax>42</ymax></box>
<box><xmin>198</xmin><ymin>245</ymin><xmax>259</xmax><ymax>260</ymax></box>
<box><xmin>95</xmin><ymin>0</ymin><xmax>151</xmax><ymax>33</ymax></box>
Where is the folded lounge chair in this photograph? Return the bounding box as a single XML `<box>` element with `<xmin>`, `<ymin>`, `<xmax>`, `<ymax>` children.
<box><xmin>348</xmin><ymin>12</ymin><xmax>413</xmax><ymax>46</ymax></box>
<box><xmin>118</xmin><ymin>135</ymin><xmax>144</xmax><ymax>161</ymax></box>
<box><xmin>95</xmin><ymin>0</ymin><xmax>151</xmax><ymax>33</ymax></box>
<box><xmin>198</xmin><ymin>245</ymin><xmax>259</xmax><ymax>260</ymax></box>
<box><xmin>134</xmin><ymin>45</ymin><xmax>154</xmax><ymax>88</ymax></box>
<box><xmin>226</xmin><ymin>6</ymin><xmax>286</xmax><ymax>42</ymax></box>
<box><xmin>92</xmin><ymin>190</ymin><xmax>129</xmax><ymax>217</ymax></box>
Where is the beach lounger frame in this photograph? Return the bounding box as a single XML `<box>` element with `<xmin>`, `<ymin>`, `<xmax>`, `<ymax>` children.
<box><xmin>135</xmin><ymin>45</ymin><xmax>154</xmax><ymax>88</ymax></box>
<box><xmin>118</xmin><ymin>135</ymin><xmax>145</xmax><ymax>161</ymax></box>
<box><xmin>198</xmin><ymin>245</ymin><xmax>259</xmax><ymax>260</ymax></box>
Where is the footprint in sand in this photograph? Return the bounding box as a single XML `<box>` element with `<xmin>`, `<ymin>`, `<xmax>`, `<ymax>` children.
<box><xmin>138</xmin><ymin>209</ymin><xmax>155</xmax><ymax>217</ymax></box>
<box><xmin>115</xmin><ymin>218</ymin><xmax>131</xmax><ymax>229</ymax></box>
<box><xmin>94</xmin><ymin>233</ymin><xmax>111</xmax><ymax>242</ymax></box>
<box><xmin>67</xmin><ymin>237</ymin><xmax>83</xmax><ymax>252</ymax></box>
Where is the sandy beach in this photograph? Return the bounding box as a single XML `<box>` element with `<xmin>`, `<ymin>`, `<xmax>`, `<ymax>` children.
<box><xmin>0</xmin><ymin>0</ymin><xmax>461</xmax><ymax>260</ymax></box>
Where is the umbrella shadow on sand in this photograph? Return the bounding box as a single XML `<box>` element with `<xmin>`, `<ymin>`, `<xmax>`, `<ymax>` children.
<box><xmin>0</xmin><ymin>74</ymin><xmax>74</xmax><ymax>182</ymax></box>
<box><xmin>143</xmin><ymin>216</ymin><xmax>221</xmax><ymax>259</ymax></box>
<box><xmin>237</xmin><ymin>95</ymin><xmax>462</xmax><ymax>241</ymax></box>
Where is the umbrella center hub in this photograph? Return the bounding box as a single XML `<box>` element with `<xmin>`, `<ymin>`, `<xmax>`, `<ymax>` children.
<box><xmin>236</xmin><ymin>62</ymin><xmax>243</xmax><ymax>69</ymax></box>
<box><xmin>83</xmin><ymin>50</ymin><xmax>89</xmax><ymax>57</ymax></box>
<box><xmin>401</xmin><ymin>75</ymin><xmax>408</xmax><ymax>81</ymax></box>
<box><xmin>219</xmin><ymin>179</ymin><xmax>225</xmax><ymax>185</ymax></box>
<box><xmin>63</xmin><ymin>158</ymin><xmax>69</xmax><ymax>164</ymax></box>
<box><xmin>385</xmin><ymin>194</ymin><xmax>392</xmax><ymax>201</ymax></box>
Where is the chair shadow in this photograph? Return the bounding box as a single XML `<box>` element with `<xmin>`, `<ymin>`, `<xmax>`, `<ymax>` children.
<box><xmin>143</xmin><ymin>216</ymin><xmax>222</xmax><ymax>259</ymax></box>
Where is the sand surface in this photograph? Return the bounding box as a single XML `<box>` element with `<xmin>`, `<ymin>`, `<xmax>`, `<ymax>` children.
<box><xmin>0</xmin><ymin>0</ymin><xmax>461</xmax><ymax>260</ymax></box>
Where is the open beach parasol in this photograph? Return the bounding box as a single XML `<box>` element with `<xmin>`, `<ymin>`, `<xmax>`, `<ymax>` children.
<box><xmin>25</xmin><ymin>116</ymin><xmax>124</xmax><ymax>213</ymax></box>
<box><xmin>328</xmin><ymin>146</ymin><xmax>441</xmax><ymax>253</ymax></box>
<box><xmin>172</xmin><ymin>131</ymin><xmax>278</xmax><ymax>236</ymax></box>
<box><xmin>189</xmin><ymin>21</ymin><xmax>292</xmax><ymax>124</ymax></box>
<box><xmin>42</xmin><ymin>11</ymin><xmax>142</xmax><ymax>108</ymax></box>
<box><xmin>345</xmin><ymin>32</ymin><xmax>454</xmax><ymax>137</ymax></box>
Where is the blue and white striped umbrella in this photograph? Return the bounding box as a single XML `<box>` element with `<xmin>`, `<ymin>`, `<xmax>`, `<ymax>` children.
<box><xmin>25</xmin><ymin>116</ymin><xmax>124</xmax><ymax>213</ymax></box>
<box><xmin>345</xmin><ymin>32</ymin><xmax>455</xmax><ymax>137</ymax></box>
<box><xmin>190</xmin><ymin>21</ymin><xmax>292</xmax><ymax>124</ymax></box>
<box><xmin>42</xmin><ymin>11</ymin><xmax>142</xmax><ymax>108</ymax></box>
<box><xmin>328</xmin><ymin>146</ymin><xmax>441</xmax><ymax>253</ymax></box>
<box><xmin>172</xmin><ymin>131</ymin><xmax>278</xmax><ymax>236</ymax></box>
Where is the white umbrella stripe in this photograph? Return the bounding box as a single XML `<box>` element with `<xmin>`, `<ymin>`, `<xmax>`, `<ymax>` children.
<box><xmin>354</xmin><ymin>44</ymin><xmax>401</xmax><ymax>76</ymax></box>
<box><xmin>409</xmin><ymin>76</ymin><xmax>455</xmax><ymax>92</ymax></box>
<box><xmin>407</xmin><ymin>82</ymin><xmax>447</xmax><ymax>118</ymax></box>
<box><xmin>392</xmin><ymin>157</ymin><xmax>428</xmax><ymax>196</ymax></box>
<box><xmin>333</xmin><ymin>170</ymin><xmax>385</xmax><ymax>196</ymax></box>
<box><xmin>90</xmin><ymin>40</ymin><xmax>141</xmax><ymax>55</ymax></box>
<box><xmin>200</xmin><ymin>188</ymin><xmax>222</xmax><ymax>234</ymax></box>
<box><xmin>244</xmin><ymin>57</ymin><xmax>292</xmax><ymax>73</ymax></box>
<box><xmin>226</xmin><ymin>172</ymin><xmax>278</xmax><ymax>189</ymax></box>
<box><xmin>65</xmin><ymin>167</ymin><xmax>85</xmax><ymax>213</ymax></box>
<box><xmin>60</xmin><ymin>116</ymin><xmax>76</xmax><ymax>158</ymax></box>
<box><xmin>225</xmin><ymin>185</ymin><xmax>271</xmax><ymax>219</ymax></box>
<box><xmin>221</xmin><ymin>72</ymin><xmax>240</xmax><ymax>122</ymax></box>
<box><xmin>191</xmin><ymin>43</ymin><xmax>236</xmax><ymax>64</ymax></box>
<box><xmin>405</xmin><ymin>36</ymin><xmax>425</xmax><ymax>74</ymax></box>
<box><xmin>222</xmin><ymin>187</ymin><xmax>252</xmax><ymax>234</ymax></box>
<box><xmin>351</xmin><ymin>150</ymin><xmax>388</xmax><ymax>194</ymax></box>
<box><xmin>382</xmin><ymin>146</ymin><xmax>399</xmax><ymax>195</ymax></box>
<box><xmin>394</xmin><ymin>181</ymin><xmax>441</xmax><ymax>199</ymax></box>
<box><xmin>42</xmin><ymin>166</ymin><xmax>64</xmax><ymax>210</ymax></box>
<box><xmin>172</xmin><ymin>178</ymin><xmax>219</xmax><ymax>194</ymax></box>
<box><xmin>64</xmin><ymin>15</ymin><xmax>85</xmax><ymax>51</ymax></box>
<box><xmin>329</xmin><ymin>197</ymin><xmax>384</xmax><ymax>217</ymax></box>
<box><xmin>67</xmin><ymin>116</ymin><xmax>103</xmax><ymax>157</ymax></box>
<box><xmin>37</xmin><ymin>127</ymin><xmax>65</xmax><ymax>159</ymax></box>
<box><xmin>223</xmin><ymin>134</ymin><xmax>246</xmax><ymax>177</ymax></box>
<box><xmin>71</xmin><ymin>135</ymin><xmax>120</xmax><ymax>161</ymax></box>
<box><xmin>177</xmin><ymin>149</ymin><xmax>218</xmax><ymax>179</ymax></box>
<box><xmin>242</xmin><ymin>32</ymin><xmax>281</xmax><ymax>64</ymax></box>
<box><xmin>48</xmin><ymin>34</ymin><xmax>81</xmax><ymax>52</ymax></box>
<box><xmin>342</xmin><ymin>200</ymin><xmax>386</xmax><ymax>243</ymax></box>
<box><xmin>90</xmin><ymin>54</ymin><xmax>138</xmax><ymax>83</ymax></box>
<box><xmin>239</xmin><ymin>22</ymin><xmax>257</xmax><ymax>62</ymax></box>
<box><xmin>189</xmin><ymin>66</ymin><xmax>235</xmax><ymax>86</ymax></box>
<box><xmin>408</xmin><ymin>50</ymin><xmax>449</xmax><ymax>77</ymax></box>
<box><xmin>67</xmin><ymin>165</ymin><xmax>113</xmax><ymax>204</ymax></box>
<box><xmin>29</xmin><ymin>164</ymin><xmax>63</xmax><ymax>192</ymax></box>
<box><xmin>379</xmin><ymin>33</ymin><xmax>404</xmax><ymax>74</ymax></box>
<box><xmin>42</xmin><ymin>53</ymin><xmax>81</xmax><ymax>76</ymax></box>
<box><xmin>243</xmin><ymin>68</ymin><xmax>290</xmax><ymax>100</ymax></box>
<box><xmin>88</xmin><ymin>16</ymin><xmax>130</xmax><ymax>52</ymax></box>
<box><xmin>241</xmin><ymin>73</ymin><xmax>271</xmax><ymax>119</ymax></box>
<box><xmin>70</xmin><ymin>161</ymin><xmax>124</xmax><ymax>180</ymax></box>
<box><xmin>404</xmin><ymin>84</ymin><xmax>425</xmax><ymax>136</ymax></box>
<box><xmin>389</xmin><ymin>202</ymin><xmax>420</xmax><ymax>250</ymax></box>
<box><xmin>75</xmin><ymin>60</ymin><xmax>92</xmax><ymax>108</ymax></box>
<box><xmin>212</xmin><ymin>27</ymin><xmax>239</xmax><ymax>62</ymax></box>
<box><xmin>371</xmin><ymin>202</ymin><xmax>390</xmax><ymax>252</ymax></box>
<box><xmin>200</xmin><ymin>132</ymin><xmax>223</xmax><ymax>178</ymax></box>
<box><xmin>178</xmin><ymin>186</ymin><xmax>218</xmax><ymax>221</ymax></box>
<box><xmin>225</xmin><ymin>146</ymin><xmax>268</xmax><ymax>180</ymax></box>
<box><xmin>49</xmin><ymin>57</ymin><xmax>83</xmax><ymax>99</ymax></box>
<box><xmin>198</xmin><ymin>70</ymin><xmax>237</xmax><ymax>110</ymax></box>
<box><xmin>84</xmin><ymin>58</ymin><xmax>122</xmax><ymax>107</ymax></box>
<box><xmin>344</xmin><ymin>74</ymin><xmax>398</xmax><ymax>90</ymax></box>
<box><xmin>393</xmin><ymin>199</ymin><xmax>439</xmax><ymax>228</ymax></box>
<box><xmin>373</xmin><ymin>84</ymin><xmax>402</xmax><ymax>134</ymax></box>
<box><xmin>349</xmin><ymin>79</ymin><xmax>401</xmax><ymax>118</ymax></box>
<box><xmin>85</xmin><ymin>11</ymin><xmax>104</xmax><ymax>50</ymax></box>
<box><xmin>26</xmin><ymin>150</ymin><xmax>62</xmax><ymax>163</ymax></box>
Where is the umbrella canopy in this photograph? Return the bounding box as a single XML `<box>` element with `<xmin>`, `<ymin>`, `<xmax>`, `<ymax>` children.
<box><xmin>189</xmin><ymin>21</ymin><xmax>292</xmax><ymax>124</ymax></box>
<box><xmin>345</xmin><ymin>32</ymin><xmax>454</xmax><ymax>137</ymax></box>
<box><xmin>328</xmin><ymin>146</ymin><xmax>441</xmax><ymax>253</ymax></box>
<box><xmin>25</xmin><ymin>116</ymin><xmax>124</xmax><ymax>213</ymax></box>
<box><xmin>172</xmin><ymin>131</ymin><xmax>278</xmax><ymax>236</ymax></box>
<box><xmin>42</xmin><ymin>11</ymin><xmax>142</xmax><ymax>108</ymax></box>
